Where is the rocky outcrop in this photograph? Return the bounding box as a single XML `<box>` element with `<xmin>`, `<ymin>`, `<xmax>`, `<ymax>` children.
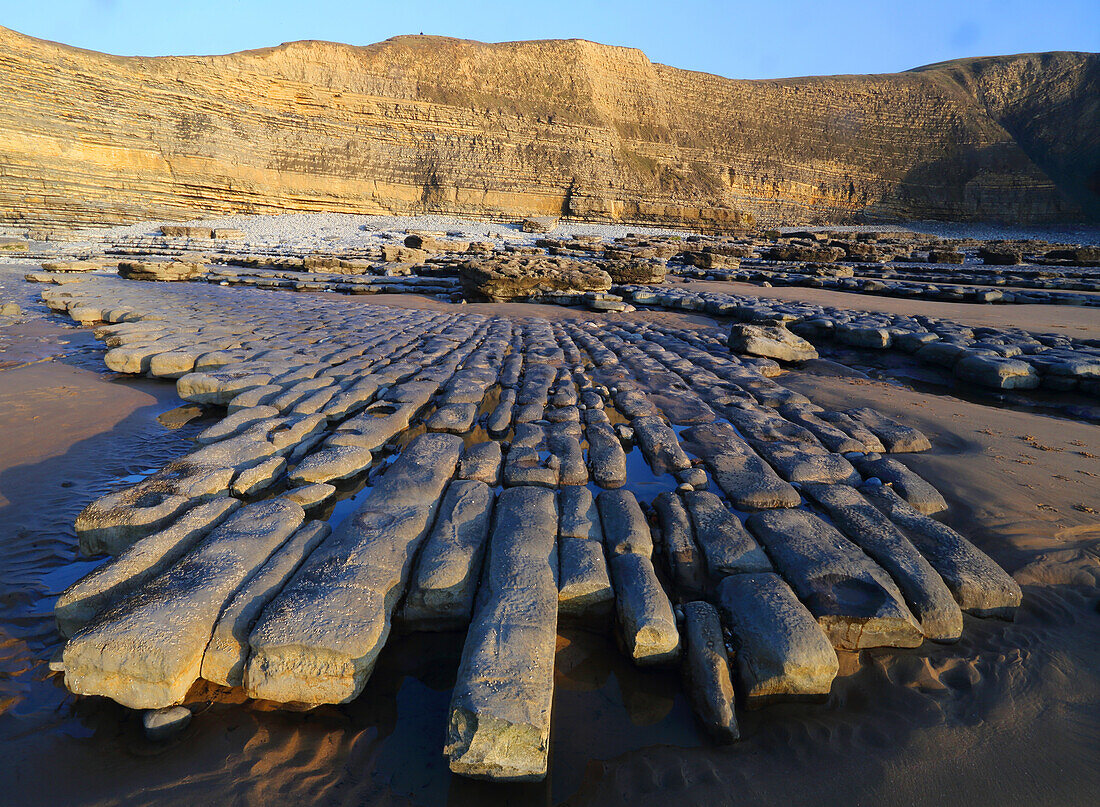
<box><xmin>0</xmin><ymin>27</ymin><xmax>1095</xmax><ymax>231</ymax></box>
<box><xmin>460</xmin><ymin>257</ymin><xmax>612</xmax><ymax>301</ymax></box>
<box><xmin>728</xmin><ymin>323</ymin><xmax>818</xmax><ymax>363</ymax></box>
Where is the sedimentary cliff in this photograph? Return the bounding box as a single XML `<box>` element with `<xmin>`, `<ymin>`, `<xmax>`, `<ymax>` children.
<box><xmin>0</xmin><ymin>26</ymin><xmax>1095</xmax><ymax>230</ymax></box>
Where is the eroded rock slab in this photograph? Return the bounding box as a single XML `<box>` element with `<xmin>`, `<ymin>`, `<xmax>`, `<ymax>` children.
<box><xmin>445</xmin><ymin>486</ymin><xmax>558</xmax><ymax>782</ymax></box>
<box><xmin>64</xmin><ymin>499</ymin><xmax>305</xmax><ymax>709</ymax></box>
<box><xmin>681</xmin><ymin>601</ymin><xmax>739</xmax><ymax>742</ymax></box>
<box><xmin>864</xmin><ymin>484</ymin><xmax>1022</xmax><ymax>619</ymax></box>
<box><xmin>56</xmin><ymin>499</ymin><xmax>242</xmax><ymax>638</ymax></box>
<box><xmin>403</xmin><ymin>480</ymin><xmax>494</xmax><ymax>630</ymax></box>
<box><xmin>716</xmin><ymin>572</ymin><xmax>839</xmax><ymax>706</ymax></box>
<box><xmin>803</xmin><ymin>483</ymin><xmax>962</xmax><ymax>642</ymax></box>
<box><xmin>200</xmin><ymin>521</ymin><xmax>330</xmax><ymax>687</ymax></box>
<box><xmin>746</xmin><ymin>508</ymin><xmax>924</xmax><ymax>650</ymax></box>
<box><xmin>557</xmin><ymin>486</ymin><xmax>614</xmax><ymax>624</ymax></box>
<box><xmin>245</xmin><ymin>434</ymin><xmax>462</xmax><ymax>704</ymax></box>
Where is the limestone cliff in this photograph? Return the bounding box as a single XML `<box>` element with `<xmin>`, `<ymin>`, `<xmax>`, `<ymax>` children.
<box><xmin>0</xmin><ymin>26</ymin><xmax>1095</xmax><ymax>230</ymax></box>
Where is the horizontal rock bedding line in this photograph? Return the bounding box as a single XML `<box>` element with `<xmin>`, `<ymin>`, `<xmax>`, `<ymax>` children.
<box><xmin>43</xmin><ymin>275</ymin><xmax>1022</xmax><ymax>781</ymax></box>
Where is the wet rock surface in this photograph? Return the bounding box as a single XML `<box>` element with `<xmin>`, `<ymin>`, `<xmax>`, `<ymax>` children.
<box><xmin>19</xmin><ymin>240</ymin><xmax>1068</xmax><ymax>785</ymax></box>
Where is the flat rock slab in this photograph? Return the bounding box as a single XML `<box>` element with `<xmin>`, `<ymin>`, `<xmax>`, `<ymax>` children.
<box><xmin>597</xmin><ymin>489</ymin><xmax>653</xmax><ymax>557</ymax></box>
<box><xmin>863</xmin><ymin>484</ymin><xmax>1022</xmax><ymax>619</ymax></box>
<box><xmin>846</xmin><ymin>407</ymin><xmax>932</xmax><ymax>453</ymax></box>
<box><xmin>55</xmin><ymin>498</ymin><xmax>242</xmax><ymax>638</ymax></box>
<box><xmin>557</xmin><ymin>487</ymin><xmax>613</xmax><ymax>624</ymax></box>
<box><xmin>585</xmin><ymin>420</ymin><xmax>628</xmax><ymax>488</ymax></box>
<box><xmin>457</xmin><ymin>441</ymin><xmax>503</xmax><ymax>486</ymax></box>
<box><xmin>196</xmin><ymin>406</ymin><xmax>281</xmax><ymax>444</ymax></box>
<box><xmin>201</xmin><ymin>521</ymin><xmax>330</xmax><ymax>687</ymax></box>
<box><xmin>75</xmin><ymin>462</ymin><xmax>235</xmax><ymax>555</ymax></box>
<box><xmin>403</xmin><ymin>480</ymin><xmax>494</xmax><ymax>630</ymax></box>
<box><xmin>716</xmin><ymin>572</ymin><xmax>839</xmax><ymax>706</ymax></box>
<box><xmin>445</xmin><ymin>486</ymin><xmax>558</xmax><ymax>782</ymax></box>
<box><xmin>803</xmin><ymin>483</ymin><xmax>962</xmax><ymax>642</ymax></box>
<box><xmin>231</xmin><ymin>456</ymin><xmax>286</xmax><ymax>496</ymax></box>
<box><xmin>746</xmin><ymin>508</ymin><xmax>923</xmax><ymax>650</ymax></box>
<box><xmin>681</xmin><ymin>601</ymin><xmax>739</xmax><ymax>742</ymax></box>
<box><xmin>652</xmin><ymin>492</ymin><xmax>707</xmax><ymax>601</ymax></box>
<box><xmin>288</xmin><ymin>445</ymin><xmax>373</xmax><ymax>485</ymax></box>
<box><xmin>854</xmin><ymin>456</ymin><xmax>947</xmax><ymax>515</ymax></box>
<box><xmin>64</xmin><ymin>499</ymin><xmax>305</xmax><ymax>709</ymax></box>
<box><xmin>609</xmin><ymin>552</ymin><xmax>680</xmax><ymax>666</ymax></box>
<box><xmin>632</xmin><ymin>415</ymin><xmax>693</xmax><ymax>475</ymax></box>
<box><xmin>284</xmin><ymin>482</ymin><xmax>336</xmax><ymax>509</ymax></box>
<box><xmin>245</xmin><ymin>434</ymin><xmax>462</xmax><ymax>704</ymax></box>
<box><xmin>749</xmin><ymin>441</ymin><xmax>861</xmax><ymax>486</ymax></box>
<box><xmin>683</xmin><ymin>491</ymin><xmax>772</xmax><ymax>580</ymax></box>
<box><xmin>682</xmin><ymin>422</ymin><xmax>800</xmax><ymax>510</ymax></box>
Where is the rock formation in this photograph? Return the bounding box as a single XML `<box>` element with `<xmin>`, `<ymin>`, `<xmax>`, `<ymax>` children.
<box><xmin>0</xmin><ymin>26</ymin><xmax>1096</xmax><ymax>231</ymax></box>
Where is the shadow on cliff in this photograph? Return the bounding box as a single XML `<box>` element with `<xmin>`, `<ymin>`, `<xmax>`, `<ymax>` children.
<box><xmin>866</xmin><ymin>141</ymin><xmax>1091</xmax><ymax>225</ymax></box>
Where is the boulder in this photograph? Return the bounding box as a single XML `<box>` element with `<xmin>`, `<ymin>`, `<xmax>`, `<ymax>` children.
<box><xmin>381</xmin><ymin>245</ymin><xmax>428</xmax><ymax>263</ymax></box>
<box><xmin>954</xmin><ymin>354</ymin><xmax>1040</xmax><ymax>389</ymax></box>
<box><xmin>118</xmin><ymin>261</ymin><xmax>206</xmax><ymax>281</ymax></box>
<box><xmin>520</xmin><ymin>216</ymin><xmax>558</xmax><ymax>233</ymax></box>
<box><xmin>459</xmin><ymin>257</ymin><xmax>611</xmax><ymax>302</ymax></box>
<box><xmin>978</xmin><ymin>247</ymin><xmax>1022</xmax><ymax>265</ymax></box>
<box><xmin>764</xmin><ymin>245</ymin><xmax>844</xmax><ymax>263</ymax></box>
<box><xmin>601</xmin><ymin>259</ymin><xmax>667</xmax><ymax>284</ymax></box>
<box><xmin>845</xmin><ymin>407</ymin><xmax>931</xmax><ymax>453</ymax></box>
<box><xmin>927</xmin><ymin>249</ymin><xmax>964</xmax><ymax>264</ymax></box>
<box><xmin>159</xmin><ymin>225</ymin><xmax>213</xmax><ymax>238</ymax></box>
<box><xmin>852</xmin><ymin>456</ymin><xmax>947</xmax><ymax>514</ymax></box>
<box><xmin>404</xmin><ymin>233</ymin><xmax>469</xmax><ymax>252</ymax></box>
<box><xmin>728</xmin><ymin>322</ymin><xmax>818</xmax><ymax>362</ymax></box>
<box><xmin>143</xmin><ymin>706</ymin><xmax>192</xmax><ymax>740</ymax></box>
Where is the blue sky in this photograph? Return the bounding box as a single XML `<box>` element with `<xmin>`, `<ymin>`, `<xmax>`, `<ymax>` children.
<box><xmin>2</xmin><ymin>0</ymin><xmax>1097</xmax><ymax>79</ymax></box>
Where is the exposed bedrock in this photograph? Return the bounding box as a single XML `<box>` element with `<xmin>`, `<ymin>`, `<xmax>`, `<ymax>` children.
<box><xmin>445</xmin><ymin>486</ymin><xmax>558</xmax><ymax>783</ymax></box>
<box><xmin>1</xmin><ymin>26</ymin><xmax>1096</xmax><ymax>230</ymax></box>
<box><xmin>63</xmin><ymin>499</ymin><xmax>306</xmax><ymax>710</ymax></box>
<box><xmin>244</xmin><ymin>433</ymin><xmax>462</xmax><ymax>704</ymax></box>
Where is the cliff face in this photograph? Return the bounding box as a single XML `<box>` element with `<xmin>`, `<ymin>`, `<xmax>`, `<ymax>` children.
<box><xmin>0</xmin><ymin>27</ymin><xmax>1095</xmax><ymax>230</ymax></box>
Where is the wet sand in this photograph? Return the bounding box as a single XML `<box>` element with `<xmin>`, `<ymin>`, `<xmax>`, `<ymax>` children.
<box><xmin>0</xmin><ymin>296</ymin><xmax>1097</xmax><ymax>806</ymax></box>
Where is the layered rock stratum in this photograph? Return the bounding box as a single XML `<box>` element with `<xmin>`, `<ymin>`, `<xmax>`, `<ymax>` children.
<box><xmin>0</xmin><ymin>26</ymin><xmax>1096</xmax><ymax>230</ymax></box>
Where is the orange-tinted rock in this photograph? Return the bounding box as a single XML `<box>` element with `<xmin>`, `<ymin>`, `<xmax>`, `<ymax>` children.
<box><xmin>0</xmin><ymin>27</ymin><xmax>1094</xmax><ymax>229</ymax></box>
